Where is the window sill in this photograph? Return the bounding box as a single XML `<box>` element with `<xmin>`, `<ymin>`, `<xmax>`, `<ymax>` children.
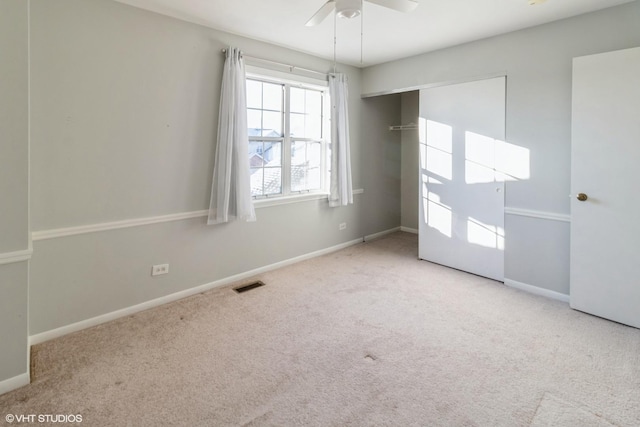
<box><xmin>253</xmin><ymin>188</ymin><xmax>363</xmax><ymax>209</ymax></box>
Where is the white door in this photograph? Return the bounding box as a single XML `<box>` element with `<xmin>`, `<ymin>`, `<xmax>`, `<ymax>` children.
<box><xmin>570</xmin><ymin>47</ymin><xmax>640</xmax><ymax>328</ymax></box>
<box><xmin>419</xmin><ymin>77</ymin><xmax>505</xmax><ymax>281</ymax></box>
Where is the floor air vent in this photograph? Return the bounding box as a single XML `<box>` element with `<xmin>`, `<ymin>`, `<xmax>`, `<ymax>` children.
<box><xmin>233</xmin><ymin>281</ymin><xmax>265</xmax><ymax>293</ymax></box>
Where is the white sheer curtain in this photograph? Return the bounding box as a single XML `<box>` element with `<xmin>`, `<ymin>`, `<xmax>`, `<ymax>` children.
<box><xmin>329</xmin><ymin>73</ymin><xmax>353</xmax><ymax>207</ymax></box>
<box><xmin>208</xmin><ymin>47</ymin><xmax>256</xmax><ymax>225</ymax></box>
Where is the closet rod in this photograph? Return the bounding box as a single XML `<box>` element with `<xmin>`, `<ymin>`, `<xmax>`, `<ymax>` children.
<box><xmin>389</xmin><ymin>124</ymin><xmax>418</xmax><ymax>131</ymax></box>
<box><xmin>221</xmin><ymin>49</ymin><xmax>329</xmax><ymax>80</ymax></box>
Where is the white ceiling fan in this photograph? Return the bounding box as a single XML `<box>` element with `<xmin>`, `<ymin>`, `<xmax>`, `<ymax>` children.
<box><xmin>305</xmin><ymin>0</ymin><xmax>419</xmax><ymax>26</ymax></box>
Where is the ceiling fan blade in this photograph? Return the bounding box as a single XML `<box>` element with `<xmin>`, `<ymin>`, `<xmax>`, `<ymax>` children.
<box><xmin>366</xmin><ymin>0</ymin><xmax>418</xmax><ymax>13</ymax></box>
<box><xmin>305</xmin><ymin>1</ymin><xmax>336</xmax><ymax>27</ymax></box>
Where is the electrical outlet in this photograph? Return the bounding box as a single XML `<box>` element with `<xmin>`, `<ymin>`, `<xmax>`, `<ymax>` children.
<box><xmin>339</xmin><ymin>222</ymin><xmax>347</xmax><ymax>231</ymax></box>
<box><xmin>151</xmin><ymin>264</ymin><xmax>169</xmax><ymax>276</ymax></box>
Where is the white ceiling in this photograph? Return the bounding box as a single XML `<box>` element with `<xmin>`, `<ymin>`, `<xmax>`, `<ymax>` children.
<box><xmin>113</xmin><ymin>0</ymin><xmax>634</xmax><ymax>67</ymax></box>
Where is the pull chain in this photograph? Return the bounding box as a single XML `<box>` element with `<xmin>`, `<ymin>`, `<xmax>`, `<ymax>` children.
<box><xmin>333</xmin><ymin>11</ymin><xmax>337</xmax><ymax>74</ymax></box>
<box><xmin>360</xmin><ymin>0</ymin><xmax>364</xmax><ymax>65</ymax></box>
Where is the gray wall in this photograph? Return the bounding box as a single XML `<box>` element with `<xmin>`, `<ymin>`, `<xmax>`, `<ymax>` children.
<box><xmin>363</xmin><ymin>2</ymin><xmax>640</xmax><ymax>295</ymax></box>
<box><xmin>400</xmin><ymin>92</ymin><xmax>419</xmax><ymax>231</ymax></box>
<box><xmin>361</xmin><ymin>94</ymin><xmax>402</xmax><ymax>236</ymax></box>
<box><xmin>28</xmin><ymin>0</ymin><xmax>397</xmax><ymax>335</ymax></box>
<box><xmin>0</xmin><ymin>0</ymin><xmax>29</xmax><ymax>252</ymax></box>
<box><xmin>0</xmin><ymin>0</ymin><xmax>30</xmax><ymax>384</ymax></box>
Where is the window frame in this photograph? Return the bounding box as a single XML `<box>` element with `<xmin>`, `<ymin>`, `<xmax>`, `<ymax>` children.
<box><xmin>246</xmin><ymin>71</ymin><xmax>331</xmax><ymax>201</ymax></box>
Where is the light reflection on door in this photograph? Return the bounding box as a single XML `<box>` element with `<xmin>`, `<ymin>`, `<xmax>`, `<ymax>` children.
<box><xmin>418</xmin><ymin>77</ymin><xmax>529</xmax><ymax>281</ymax></box>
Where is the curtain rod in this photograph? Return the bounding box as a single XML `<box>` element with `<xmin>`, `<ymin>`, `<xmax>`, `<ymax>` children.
<box><xmin>221</xmin><ymin>49</ymin><xmax>329</xmax><ymax>79</ymax></box>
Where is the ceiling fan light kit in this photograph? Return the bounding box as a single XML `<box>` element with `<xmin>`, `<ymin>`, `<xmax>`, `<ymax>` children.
<box><xmin>336</xmin><ymin>0</ymin><xmax>361</xmax><ymax>19</ymax></box>
<box><xmin>306</xmin><ymin>0</ymin><xmax>418</xmax><ymax>26</ymax></box>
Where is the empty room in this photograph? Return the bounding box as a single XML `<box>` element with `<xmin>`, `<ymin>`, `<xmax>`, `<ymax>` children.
<box><xmin>1</xmin><ymin>0</ymin><xmax>640</xmax><ymax>425</ymax></box>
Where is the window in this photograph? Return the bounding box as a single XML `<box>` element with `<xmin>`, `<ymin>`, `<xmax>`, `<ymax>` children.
<box><xmin>246</xmin><ymin>75</ymin><xmax>329</xmax><ymax>199</ymax></box>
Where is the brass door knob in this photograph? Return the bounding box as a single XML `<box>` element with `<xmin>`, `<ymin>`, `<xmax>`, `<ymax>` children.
<box><xmin>576</xmin><ymin>193</ymin><xmax>588</xmax><ymax>202</ymax></box>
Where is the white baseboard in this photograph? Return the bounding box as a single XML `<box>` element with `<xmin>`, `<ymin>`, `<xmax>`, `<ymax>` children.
<box><xmin>400</xmin><ymin>226</ymin><xmax>418</xmax><ymax>234</ymax></box>
<box><xmin>0</xmin><ymin>372</ymin><xmax>29</xmax><ymax>396</ymax></box>
<box><xmin>30</xmin><ymin>237</ymin><xmax>364</xmax><ymax>346</ymax></box>
<box><xmin>504</xmin><ymin>278</ymin><xmax>570</xmax><ymax>303</ymax></box>
<box><xmin>364</xmin><ymin>227</ymin><xmax>401</xmax><ymax>242</ymax></box>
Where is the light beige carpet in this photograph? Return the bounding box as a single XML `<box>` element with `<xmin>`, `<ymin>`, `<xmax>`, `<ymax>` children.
<box><xmin>1</xmin><ymin>232</ymin><xmax>640</xmax><ymax>426</ymax></box>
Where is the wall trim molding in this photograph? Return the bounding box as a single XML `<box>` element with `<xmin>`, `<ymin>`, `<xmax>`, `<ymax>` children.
<box><xmin>504</xmin><ymin>207</ymin><xmax>571</xmax><ymax>223</ymax></box>
<box><xmin>0</xmin><ymin>248</ymin><xmax>33</xmax><ymax>265</ymax></box>
<box><xmin>29</xmin><ymin>237</ymin><xmax>364</xmax><ymax>346</ymax></box>
<box><xmin>400</xmin><ymin>226</ymin><xmax>418</xmax><ymax>234</ymax></box>
<box><xmin>32</xmin><ymin>189</ymin><xmax>365</xmax><ymax>242</ymax></box>
<box><xmin>32</xmin><ymin>211</ymin><xmax>210</xmax><ymax>241</ymax></box>
<box><xmin>0</xmin><ymin>372</ymin><xmax>29</xmax><ymax>396</ymax></box>
<box><xmin>504</xmin><ymin>278</ymin><xmax>570</xmax><ymax>303</ymax></box>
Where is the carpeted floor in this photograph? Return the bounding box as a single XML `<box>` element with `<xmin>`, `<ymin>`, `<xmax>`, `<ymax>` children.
<box><xmin>1</xmin><ymin>232</ymin><xmax>639</xmax><ymax>426</ymax></box>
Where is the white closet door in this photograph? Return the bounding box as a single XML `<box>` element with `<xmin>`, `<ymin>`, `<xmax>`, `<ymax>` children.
<box><xmin>419</xmin><ymin>77</ymin><xmax>505</xmax><ymax>281</ymax></box>
<box><xmin>570</xmin><ymin>47</ymin><xmax>640</xmax><ymax>328</ymax></box>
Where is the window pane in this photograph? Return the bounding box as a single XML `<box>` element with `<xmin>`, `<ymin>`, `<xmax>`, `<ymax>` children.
<box><xmin>291</xmin><ymin>140</ymin><xmax>306</xmax><ymax>167</ymax></box>
<box><xmin>262</xmin><ymin>167</ymin><xmax>282</xmax><ymax>195</ymax></box>
<box><xmin>250</xmin><ymin>168</ymin><xmax>264</xmax><ymax>197</ymax></box>
<box><xmin>246</xmin><ymin>80</ymin><xmax>262</xmax><ymax>109</ymax></box>
<box><xmin>250</xmin><ymin>166</ymin><xmax>282</xmax><ymax>197</ymax></box>
<box><xmin>308</xmin><ymin>142</ymin><xmax>322</xmax><ymax>168</ymax></box>
<box><xmin>290</xmin><ymin>113</ymin><xmax>323</xmax><ymax>139</ymax></box>
<box><xmin>290</xmin><ymin>87</ymin><xmax>305</xmax><ymax>114</ymax></box>
<box><xmin>250</xmin><ymin>139</ymin><xmax>283</xmax><ymax>197</ymax></box>
<box><xmin>249</xmin><ymin>141</ymin><xmax>264</xmax><ymax>167</ymax></box>
<box><xmin>291</xmin><ymin>141</ymin><xmax>322</xmax><ymax>192</ymax></box>
<box><xmin>290</xmin><ymin>113</ymin><xmax>305</xmax><ymax>138</ymax></box>
<box><xmin>247</xmin><ymin>109</ymin><xmax>262</xmax><ymax>135</ymax></box>
<box><xmin>262</xmin><ymin>82</ymin><xmax>282</xmax><ymax>112</ymax></box>
<box><xmin>263</xmin><ymin>141</ymin><xmax>282</xmax><ymax>167</ymax></box>
<box><xmin>306</xmin><ymin>90</ymin><xmax>322</xmax><ymax>116</ymax></box>
<box><xmin>262</xmin><ymin>111</ymin><xmax>282</xmax><ymax>136</ymax></box>
<box><xmin>307</xmin><ymin>166</ymin><xmax>321</xmax><ymax>190</ymax></box>
<box><xmin>307</xmin><ymin>115</ymin><xmax>322</xmax><ymax>140</ymax></box>
<box><xmin>291</xmin><ymin>166</ymin><xmax>306</xmax><ymax>192</ymax></box>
